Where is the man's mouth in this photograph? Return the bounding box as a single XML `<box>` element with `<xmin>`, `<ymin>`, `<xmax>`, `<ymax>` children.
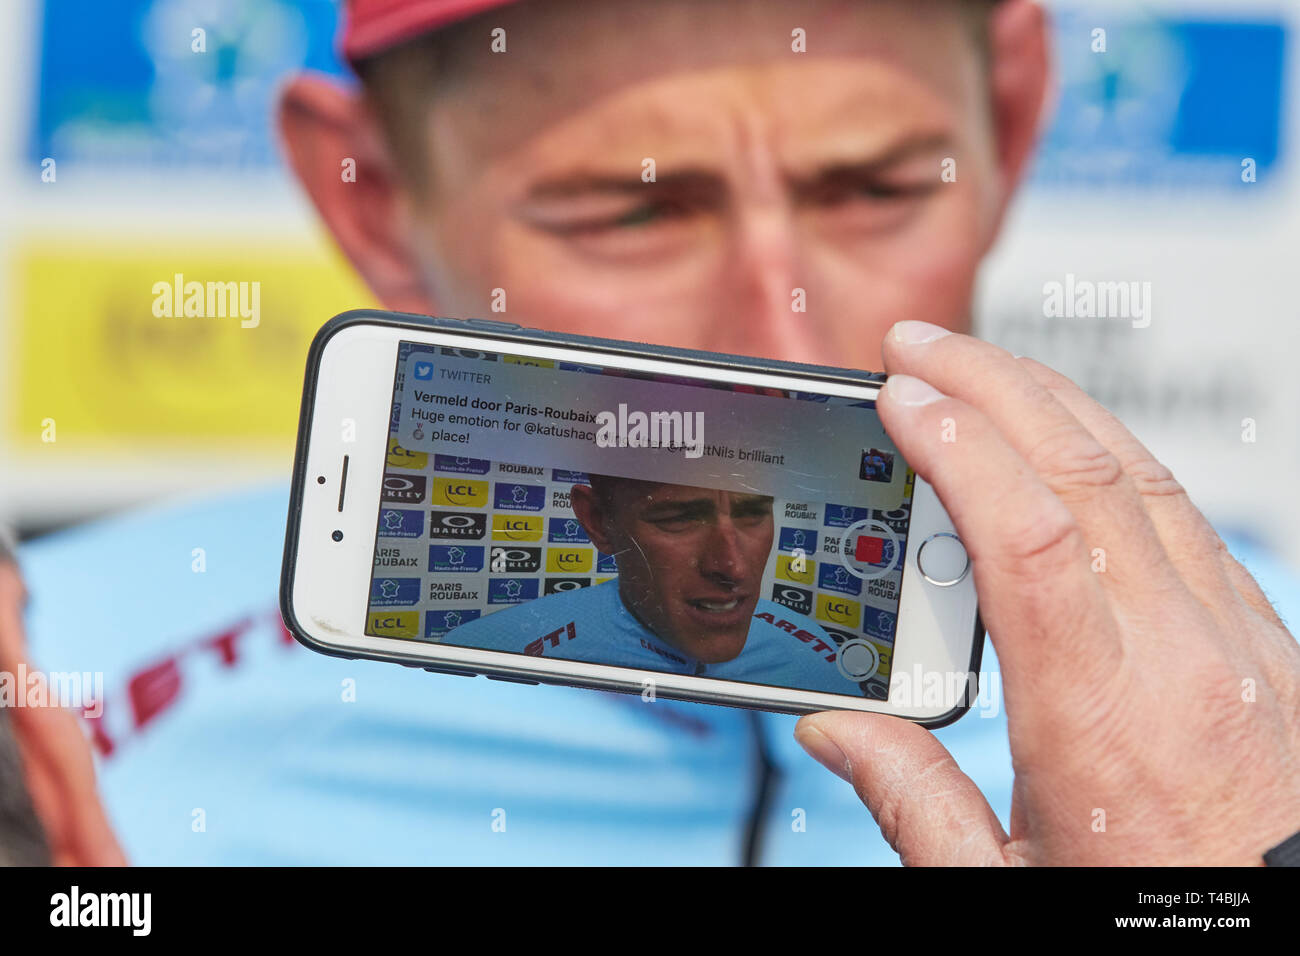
<box><xmin>688</xmin><ymin>597</ymin><xmax>741</xmax><ymax>613</ymax></box>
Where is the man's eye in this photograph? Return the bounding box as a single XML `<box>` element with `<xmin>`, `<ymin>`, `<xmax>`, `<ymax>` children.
<box><xmin>610</xmin><ymin>204</ymin><xmax>669</xmax><ymax>228</ymax></box>
<box><xmin>580</xmin><ymin>202</ymin><xmax>685</xmax><ymax>232</ymax></box>
<box><xmin>539</xmin><ymin>202</ymin><xmax>688</xmax><ymax>236</ymax></box>
<box><xmin>813</xmin><ymin>179</ymin><xmax>937</xmax><ymax>206</ymax></box>
<box><xmin>851</xmin><ymin>182</ymin><xmax>935</xmax><ymax>202</ymax></box>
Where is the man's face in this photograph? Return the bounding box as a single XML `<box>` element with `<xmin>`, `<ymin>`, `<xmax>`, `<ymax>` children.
<box><xmin>579</xmin><ymin>482</ymin><xmax>775</xmax><ymax>663</ymax></box>
<box><xmin>375</xmin><ymin>0</ymin><xmax>1005</xmax><ymax>369</ymax></box>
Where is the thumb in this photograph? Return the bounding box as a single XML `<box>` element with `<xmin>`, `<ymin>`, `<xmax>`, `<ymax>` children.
<box><xmin>795</xmin><ymin>712</ymin><xmax>1008</xmax><ymax>866</ymax></box>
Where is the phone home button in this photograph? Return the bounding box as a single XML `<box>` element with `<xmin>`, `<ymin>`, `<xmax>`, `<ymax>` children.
<box><xmin>916</xmin><ymin>533</ymin><xmax>969</xmax><ymax>587</ymax></box>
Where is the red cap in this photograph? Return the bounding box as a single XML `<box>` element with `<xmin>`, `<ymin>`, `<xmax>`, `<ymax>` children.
<box><xmin>342</xmin><ymin>0</ymin><xmax>523</xmax><ymax>64</ymax></box>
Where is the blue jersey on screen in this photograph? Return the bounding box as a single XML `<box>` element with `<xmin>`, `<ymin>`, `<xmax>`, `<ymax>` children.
<box><xmin>445</xmin><ymin>580</ymin><xmax>857</xmax><ymax>695</ymax></box>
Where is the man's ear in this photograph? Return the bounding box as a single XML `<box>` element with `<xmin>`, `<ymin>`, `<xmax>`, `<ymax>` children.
<box><xmin>277</xmin><ymin>73</ymin><xmax>436</xmax><ymax>314</ymax></box>
<box><xmin>570</xmin><ymin>485</ymin><xmax>616</xmax><ymax>556</ymax></box>
<box><xmin>983</xmin><ymin>0</ymin><xmax>1052</xmax><ymax>244</ymax></box>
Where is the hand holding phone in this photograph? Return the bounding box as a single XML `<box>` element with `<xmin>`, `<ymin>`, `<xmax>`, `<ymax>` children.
<box><xmin>797</xmin><ymin>323</ymin><xmax>1300</xmax><ymax>865</ymax></box>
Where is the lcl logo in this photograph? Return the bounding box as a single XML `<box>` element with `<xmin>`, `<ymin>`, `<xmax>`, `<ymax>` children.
<box><xmin>433</xmin><ymin>478</ymin><xmax>487</xmax><ymax>506</ymax></box>
<box><xmin>823</xmin><ymin>600</ymin><xmax>854</xmax><ymax>623</ymax></box>
<box><xmin>497</xmin><ymin>517</ymin><xmax>541</xmax><ymax>539</ymax></box>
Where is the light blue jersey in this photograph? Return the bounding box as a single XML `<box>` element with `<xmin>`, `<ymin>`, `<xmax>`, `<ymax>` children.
<box><xmin>15</xmin><ymin>484</ymin><xmax>1299</xmax><ymax>864</ymax></box>
<box><xmin>444</xmin><ymin>579</ymin><xmax>861</xmax><ymax>695</ymax></box>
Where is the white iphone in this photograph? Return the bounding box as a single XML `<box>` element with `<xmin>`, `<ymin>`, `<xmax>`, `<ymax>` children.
<box><xmin>280</xmin><ymin>310</ymin><xmax>983</xmax><ymax>725</ymax></box>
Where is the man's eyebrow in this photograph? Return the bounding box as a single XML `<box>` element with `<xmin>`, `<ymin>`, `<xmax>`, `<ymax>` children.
<box><xmin>789</xmin><ymin>131</ymin><xmax>955</xmax><ymax>187</ymax></box>
<box><xmin>524</xmin><ymin>170</ymin><xmax>725</xmax><ymax>202</ymax></box>
<box><xmin>639</xmin><ymin>497</ymin><xmax>716</xmax><ymax>517</ymax></box>
<box><xmin>523</xmin><ymin>132</ymin><xmax>953</xmax><ymax>203</ymax></box>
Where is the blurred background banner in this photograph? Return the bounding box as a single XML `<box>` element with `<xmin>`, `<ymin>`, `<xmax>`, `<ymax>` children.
<box><xmin>30</xmin><ymin>0</ymin><xmax>347</xmax><ymax>168</ymax></box>
<box><xmin>2</xmin><ymin>0</ymin><xmax>372</xmax><ymax>534</ymax></box>
<box><xmin>1</xmin><ymin>0</ymin><xmax>1297</xmax><ymax>556</ymax></box>
<box><xmin>979</xmin><ymin>2</ymin><xmax>1299</xmax><ymax>564</ymax></box>
<box><xmin>1032</xmin><ymin>9</ymin><xmax>1286</xmax><ymax>189</ymax></box>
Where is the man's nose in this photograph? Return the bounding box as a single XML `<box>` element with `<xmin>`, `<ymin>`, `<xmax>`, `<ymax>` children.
<box><xmin>698</xmin><ymin>518</ymin><xmax>747</xmax><ymax>584</ymax></box>
<box><xmin>710</xmin><ymin>207</ymin><xmax>823</xmax><ymax>363</ymax></box>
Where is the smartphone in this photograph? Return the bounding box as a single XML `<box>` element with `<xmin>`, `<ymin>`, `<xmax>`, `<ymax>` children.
<box><xmin>280</xmin><ymin>310</ymin><xmax>982</xmax><ymax>725</ymax></box>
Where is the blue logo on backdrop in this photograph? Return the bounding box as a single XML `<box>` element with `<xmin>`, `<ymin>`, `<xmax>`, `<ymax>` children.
<box><xmin>823</xmin><ymin>504</ymin><xmax>870</xmax><ymax>528</ymax></box>
<box><xmin>1033</xmin><ymin>12</ymin><xmax>1286</xmax><ymax>189</ymax></box>
<box><xmin>818</xmin><ymin>564</ymin><xmax>863</xmax><ymax>597</ymax></box>
<box><xmin>548</xmin><ymin>517</ymin><xmax>590</xmax><ymax>544</ymax></box>
<box><xmin>33</xmin><ymin>0</ymin><xmax>347</xmax><ymax>168</ymax></box>
<box><xmin>377</xmin><ymin>509</ymin><xmax>423</xmax><ymax>538</ymax></box>
<box><xmin>778</xmin><ymin>527</ymin><xmax>818</xmax><ymax>554</ymax></box>
<box><xmin>550</xmin><ymin>469</ymin><xmax>590</xmax><ymax>484</ymax></box>
<box><xmin>425</xmin><ymin>608</ymin><xmax>482</xmax><ymax>638</ymax></box>
<box><xmin>434</xmin><ymin>455</ymin><xmax>491</xmax><ymax>475</ymax></box>
<box><xmin>370</xmin><ymin>578</ymin><xmax>420</xmax><ymax>607</ymax></box>
<box><xmin>861</xmin><ymin>607</ymin><xmax>898</xmax><ymax>643</ymax></box>
<box><xmin>558</xmin><ymin>363</ymin><xmax>603</xmax><ymax>374</ymax></box>
<box><xmin>429</xmin><ymin>545</ymin><xmax>486</xmax><ymax>573</ymax></box>
<box><xmin>494</xmin><ymin>483</ymin><xmax>546</xmax><ymax>512</ymax></box>
<box><xmin>488</xmin><ymin>578</ymin><xmax>540</xmax><ymax>604</ymax></box>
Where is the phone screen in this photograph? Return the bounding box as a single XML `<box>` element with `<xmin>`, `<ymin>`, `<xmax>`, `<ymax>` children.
<box><xmin>365</xmin><ymin>340</ymin><xmax>914</xmax><ymax>700</ymax></box>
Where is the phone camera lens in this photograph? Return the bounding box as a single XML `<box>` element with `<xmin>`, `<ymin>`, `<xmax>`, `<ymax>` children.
<box><xmin>317</xmin><ymin>476</ymin><xmax>326</xmax><ymax>484</ymax></box>
<box><xmin>331</xmin><ymin>530</ymin><xmax>344</xmax><ymax>542</ymax></box>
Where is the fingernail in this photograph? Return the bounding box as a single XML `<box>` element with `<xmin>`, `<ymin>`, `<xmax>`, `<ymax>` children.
<box><xmin>884</xmin><ymin>374</ymin><xmax>945</xmax><ymax>407</ymax></box>
<box><xmin>795</xmin><ymin>723</ymin><xmax>852</xmax><ymax>784</ymax></box>
<box><xmin>891</xmin><ymin>320</ymin><xmax>952</xmax><ymax>345</ymax></box>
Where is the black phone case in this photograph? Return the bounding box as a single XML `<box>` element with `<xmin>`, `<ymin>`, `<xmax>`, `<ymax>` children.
<box><xmin>279</xmin><ymin>309</ymin><xmax>984</xmax><ymax>726</ymax></box>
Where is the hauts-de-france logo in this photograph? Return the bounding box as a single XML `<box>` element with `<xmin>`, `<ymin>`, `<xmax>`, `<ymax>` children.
<box><xmin>493</xmin><ymin>483</ymin><xmax>545</xmax><ymax>512</ymax></box>
<box><xmin>488</xmin><ymin>578</ymin><xmax>540</xmax><ymax>605</ymax></box>
<box><xmin>377</xmin><ymin>508</ymin><xmax>423</xmax><ymax>538</ymax></box>
<box><xmin>548</xmin><ymin>517</ymin><xmax>590</xmax><ymax>544</ymax></box>
<box><xmin>370</xmin><ymin>578</ymin><xmax>420</xmax><ymax>607</ymax></box>
<box><xmin>817</xmin><ymin>563</ymin><xmax>863</xmax><ymax>597</ymax></box>
<box><xmin>429</xmin><ymin>545</ymin><xmax>486</xmax><ymax>573</ymax></box>
<box><xmin>424</xmin><ymin>608</ymin><xmax>482</xmax><ymax>639</ymax></box>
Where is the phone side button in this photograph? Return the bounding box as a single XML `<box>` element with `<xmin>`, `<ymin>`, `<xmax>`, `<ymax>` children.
<box><xmin>463</xmin><ymin>318</ymin><xmax>523</xmax><ymax>332</ymax></box>
<box><xmin>423</xmin><ymin>666</ymin><xmax>479</xmax><ymax>678</ymax></box>
<box><xmin>487</xmin><ymin>675</ymin><xmax>541</xmax><ymax>686</ymax></box>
